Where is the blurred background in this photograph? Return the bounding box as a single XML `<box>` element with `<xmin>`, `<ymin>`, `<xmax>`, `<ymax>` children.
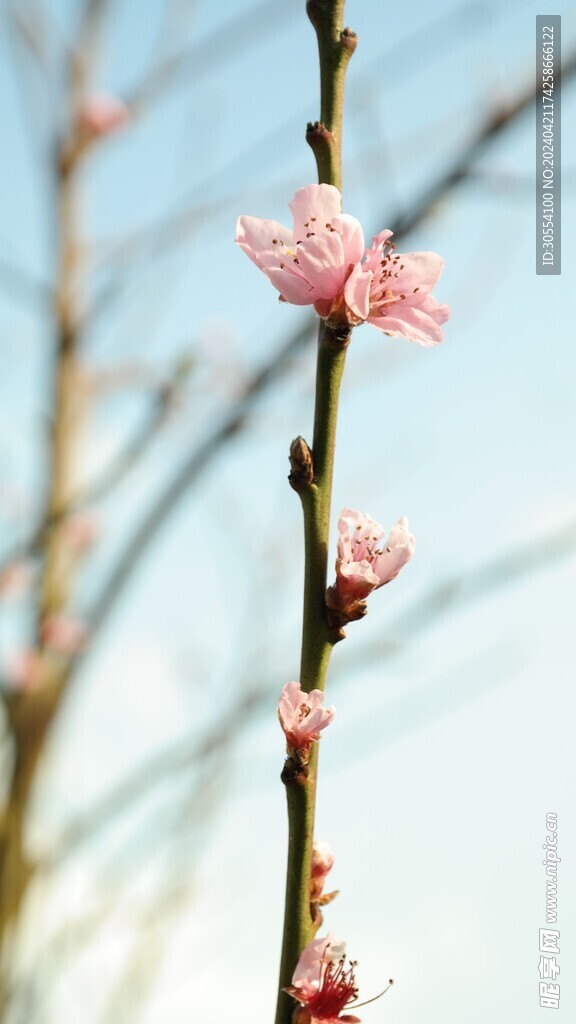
<box><xmin>1</xmin><ymin>0</ymin><xmax>575</xmax><ymax>1021</ymax></box>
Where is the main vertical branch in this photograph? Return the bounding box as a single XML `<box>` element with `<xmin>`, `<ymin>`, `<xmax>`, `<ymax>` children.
<box><xmin>0</xmin><ymin>156</ymin><xmax>83</xmax><ymax>988</ymax></box>
<box><xmin>0</xmin><ymin>52</ymin><xmax>89</xmax><ymax>998</ymax></box>
<box><xmin>275</xmin><ymin>4</ymin><xmax>355</xmax><ymax>1023</ymax></box>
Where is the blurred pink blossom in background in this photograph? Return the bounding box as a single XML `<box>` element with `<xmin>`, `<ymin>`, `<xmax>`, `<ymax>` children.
<box><xmin>77</xmin><ymin>93</ymin><xmax>130</xmax><ymax>138</ymax></box>
<box><xmin>40</xmin><ymin>614</ymin><xmax>89</xmax><ymax>654</ymax></box>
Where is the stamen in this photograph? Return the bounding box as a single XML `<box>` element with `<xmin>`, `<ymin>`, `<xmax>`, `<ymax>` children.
<box><xmin>348</xmin><ymin>979</ymin><xmax>394</xmax><ymax>1010</ymax></box>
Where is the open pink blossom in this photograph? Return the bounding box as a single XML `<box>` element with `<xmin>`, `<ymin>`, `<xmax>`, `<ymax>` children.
<box><xmin>236</xmin><ymin>184</ymin><xmax>449</xmax><ymax>345</ymax></box>
<box><xmin>77</xmin><ymin>93</ymin><xmax>130</xmax><ymax>137</ymax></box>
<box><xmin>278</xmin><ymin>681</ymin><xmax>335</xmax><ymax>752</ymax></box>
<box><xmin>285</xmin><ymin>933</ymin><xmax>360</xmax><ymax>1023</ymax></box>
<box><xmin>326</xmin><ymin>508</ymin><xmax>415</xmax><ymax>624</ymax></box>
<box><xmin>345</xmin><ymin>229</ymin><xmax>449</xmax><ymax>345</ymax></box>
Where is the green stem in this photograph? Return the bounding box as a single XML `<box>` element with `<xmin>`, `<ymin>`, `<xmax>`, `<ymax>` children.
<box><xmin>275</xmin><ymin>5</ymin><xmax>356</xmax><ymax>1021</ymax></box>
<box><xmin>299</xmin><ymin>328</ymin><xmax>348</xmax><ymax>693</ymax></box>
<box><xmin>275</xmin><ymin>327</ymin><xmax>348</xmax><ymax>1024</ymax></box>
<box><xmin>306</xmin><ymin>0</ymin><xmax>356</xmax><ymax>193</ymax></box>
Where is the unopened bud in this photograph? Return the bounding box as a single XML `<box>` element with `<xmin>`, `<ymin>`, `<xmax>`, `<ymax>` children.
<box><xmin>341</xmin><ymin>27</ymin><xmax>358</xmax><ymax>55</ymax></box>
<box><xmin>289</xmin><ymin>437</ymin><xmax>314</xmax><ymax>490</ymax></box>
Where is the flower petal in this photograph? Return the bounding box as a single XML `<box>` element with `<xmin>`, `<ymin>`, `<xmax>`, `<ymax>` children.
<box><xmin>331</xmin><ymin>213</ymin><xmax>365</xmax><ymax>264</ymax></box>
<box><xmin>362</xmin><ymin>229</ymin><xmax>394</xmax><ymax>273</ymax></box>
<box><xmin>293</xmin><ymin>231</ymin><xmax>346</xmax><ymax>299</ymax></box>
<box><xmin>264</xmin><ymin>266</ymin><xmax>316</xmax><ymax>304</ymax></box>
<box><xmin>369</xmin><ymin>293</ymin><xmax>449</xmax><ymax>345</ymax></box>
<box><xmin>289</xmin><ymin>184</ymin><xmax>342</xmax><ymax>244</ymax></box>
<box><xmin>393</xmin><ymin>250</ymin><xmax>445</xmax><ymax>293</ymax></box>
<box><xmin>344</xmin><ymin>263</ymin><xmax>372</xmax><ymax>320</ymax></box>
<box><xmin>373</xmin><ymin>516</ymin><xmax>415</xmax><ymax>583</ymax></box>
<box><xmin>235</xmin><ymin>216</ymin><xmax>292</xmax><ymax>270</ymax></box>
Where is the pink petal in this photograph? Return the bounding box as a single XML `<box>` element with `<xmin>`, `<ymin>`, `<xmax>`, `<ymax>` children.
<box><xmin>264</xmin><ymin>265</ymin><xmax>316</xmax><ymax>304</ymax></box>
<box><xmin>331</xmin><ymin>214</ymin><xmax>365</xmax><ymax>264</ymax></box>
<box><xmin>289</xmin><ymin>184</ymin><xmax>342</xmax><ymax>244</ymax></box>
<box><xmin>292</xmin><ymin>231</ymin><xmax>346</xmax><ymax>299</ymax></box>
<box><xmin>392</xmin><ymin>251</ymin><xmax>445</xmax><ymax>293</ymax></box>
<box><xmin>362</xmin><ymin>229</ymin><xmax>394</xmax><ymax>272</ymax></box>
<box><xmin>337</xmin><ymin>508</ymin><xmax>385</xmax><ymax>558</ymax></box>
<box><xmin>306</xmin><ymin>688</ymin><xmax>327</xmax><ymax>711</ymax></box>
<box><xmin>373</xmin><ymin>516</ymin><xmax>415</xmax><ymax>583</ymax></box>
<box><xmin>235</xmin><ymin>216</ymin><xmax>292</xmax><ymax>270</ymax></box>
<box><xmin>292</xmin><ymin>933</ymin><xmax>338</xmax><ymax>991</ymax></box>
<box><xmin>344</xmin><ymin>263</ymin><xmax>372</xmax><ymax>320</ymax></box>
<box><xmin>337</xmin><ymin>558</ymin><xmax>381</xmax><ymax>602</ymax></box>
<box><xmin>311</xmin><ymin>841</ymin><xmax>335</xmax><ymax>877</ymax></box>
<box><xmin>369</xmin><ymin>293</ymin><xmax>449</xmax><ymax>345</ymax></box>
<box><xmin>301</xmin><ymin>704</ymin><xmax>336</xmax><ymax>737</ymax></box>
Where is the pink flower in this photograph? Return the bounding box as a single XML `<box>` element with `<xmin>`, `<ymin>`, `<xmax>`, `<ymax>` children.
<box><xmin>77</xmin><ymin>93</ymin><xmax>130</xmax><ymax>137</ymax></box>
<box><xmin>326</xmin><ymin>508</ymin><xmax>415</xmax><ymax>624</ymax></box>
<box><xmin>285</xmin><ymin>933</ymin><xmax>360</xmax><ymax>1023</ymax></box>
<box><xmin>311</xmin><ymin>840</ymin><xmax>335</xmax><ymax>901</ymax></box>
<box><xmin>278</xmin><ymin>681</ymin><xmax>335</xmax><ymax>752</ymax></box>
<box><xmin>40</xmin><ymin>614</ymin><xmax>88</xmax><ymax>654</ymax></box>
<box><xmin>236</xmin><ymin>184</ymin><xmax>449</xmax><ymax>345</ymax></box>
<box><xmin>346</xmin><ymin>230</ymin><xmax>449</xmax><ymax>345</ymax></box>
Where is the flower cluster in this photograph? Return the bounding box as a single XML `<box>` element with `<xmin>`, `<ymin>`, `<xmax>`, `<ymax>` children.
<box><xmin>236</xmin><ymin>184</ymin><xmax>449</xmax><ymax>345</ymax></box>
<box><xmin>286</xmin><ymin>934</ymin><xmax>360</xmax><ymax>1024</ymax></box>
<box><xmin>326</xmin><ymin>508</ymin><xmax>414</xmax><ymax>626</ymax></box>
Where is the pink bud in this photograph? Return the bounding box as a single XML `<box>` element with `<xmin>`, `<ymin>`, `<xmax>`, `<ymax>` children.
<box><xmin>311</xmin><ymin>840</ymin><xmax>335</xmax><ymax>901</ymax></box>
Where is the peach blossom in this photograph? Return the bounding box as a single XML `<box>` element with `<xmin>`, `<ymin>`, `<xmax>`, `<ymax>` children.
<box><xmin>236</xmin><ymin>184</ymin><xmax>449</xmax><ymax>345</ymax></box>
<box><xmin>278</xmin><ymin>681</ymin><xmax>335</xmax><ymax>752</ymax></box>
<box><xmin>326</xmin><ymin>508</ymin><xmax>414</xmax><ymax>624</ymax></box>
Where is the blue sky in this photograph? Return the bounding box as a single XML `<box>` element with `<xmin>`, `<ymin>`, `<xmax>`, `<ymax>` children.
<box><xmin>1</xmin><ymin>0</ymin><xmax>576</xmax><ymax>1022</ymax></box>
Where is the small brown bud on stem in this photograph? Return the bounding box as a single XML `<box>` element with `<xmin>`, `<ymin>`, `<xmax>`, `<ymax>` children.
<box><xmin>289</xmin><ymin>436</ymin><xmax>314</xmax><ymax>491</ymax></box>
